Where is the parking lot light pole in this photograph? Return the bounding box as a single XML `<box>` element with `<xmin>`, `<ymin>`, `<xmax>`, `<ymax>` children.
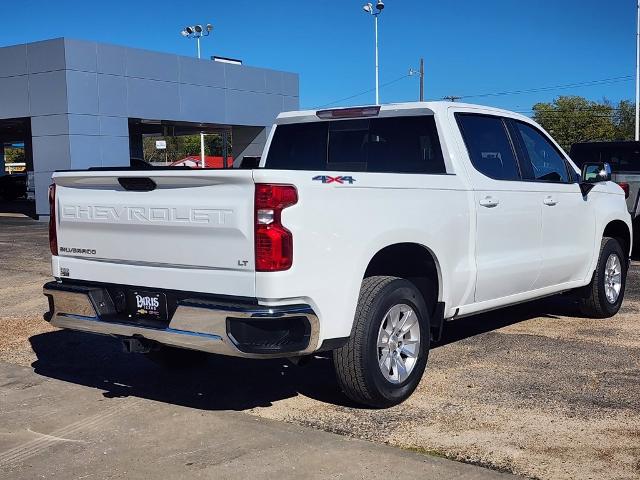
<box><xmin>362</xmin><ymin>2</ymin><xmax>385</xmax><ymax>105</ymax></box>
<box><xmin>181</xmin><ymin>24</ymin><xmax>213</xmax><ymax>167</ymax></box>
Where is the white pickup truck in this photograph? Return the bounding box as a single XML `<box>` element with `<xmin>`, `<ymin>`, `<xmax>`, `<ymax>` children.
<box><xmin>44</xmin><ymin>102</ymin><xmax>631</xmax><ymax>407</ymax></box>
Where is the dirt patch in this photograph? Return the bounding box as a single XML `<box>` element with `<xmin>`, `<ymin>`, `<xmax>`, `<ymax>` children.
<box><xmin>0</xmin><ymin>217</ymin><xmax>638</xmax><ymax>479</ymax></box>
<box><xmin>0</xmin><ymin>218</ymin><xmax>56</xmax><ymax>366</ymax></box>
<box><xmin>0</xmin><ymin>316</ymin><xmax>55</xmax><ymax>367</ymax></box>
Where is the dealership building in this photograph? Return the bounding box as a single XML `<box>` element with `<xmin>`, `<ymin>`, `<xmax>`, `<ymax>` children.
<box><xmin>0</xmin><ymin>38</ymin><xmax>299</xmax><ymax>217</ymax></box>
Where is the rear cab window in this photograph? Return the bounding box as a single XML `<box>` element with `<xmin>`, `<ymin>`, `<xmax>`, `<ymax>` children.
<box><xmin>264</xmin><ymin>115</ymin><xmax>446</xmax><ymax>174</ymax></box>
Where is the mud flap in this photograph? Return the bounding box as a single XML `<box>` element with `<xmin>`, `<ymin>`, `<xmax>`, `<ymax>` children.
<box><xmin>430</xmin><ymin>302</ymin><xmax>446</xmax><ymax>342</ymax></box>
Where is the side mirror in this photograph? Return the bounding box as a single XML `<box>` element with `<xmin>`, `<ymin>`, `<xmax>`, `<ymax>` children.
<box><xmin>580</xmin><ymin>162</ymin><xmax>612</xmax><ymax>195</ymax></box>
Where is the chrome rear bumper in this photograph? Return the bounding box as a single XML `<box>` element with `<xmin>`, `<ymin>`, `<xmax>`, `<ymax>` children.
<box><xmin>43</xmin><ymin>281</ymin><xmax>319</xmax><ymax>359</ymax></box>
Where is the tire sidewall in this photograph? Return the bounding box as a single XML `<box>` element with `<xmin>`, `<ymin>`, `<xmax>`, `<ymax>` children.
<box><xmin>596</xmin><ymin>239</ymin><xmax>627</xmax><ymax>315</ymax></box>
<box><xmin>362</xmin><ymin>279</ymin><xmax>430</xmax><ymax>406</ymax></box>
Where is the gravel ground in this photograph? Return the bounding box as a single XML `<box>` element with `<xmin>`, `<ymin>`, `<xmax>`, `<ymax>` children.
<box><xmin>0</xmin><ymin>218</ymin><xmax>55</xmax><ymax>366</ymax></box>
<box><xmin>0</xmin><ymin>217</ymin><xmax>638</xmax><ymax>480</ymax></box>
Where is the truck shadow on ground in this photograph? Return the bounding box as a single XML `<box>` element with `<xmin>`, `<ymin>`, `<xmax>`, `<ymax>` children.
<box><xmin>0</xmin><ymin>199</ymin><xmax>36</xmax><ymax>218</ymax></box>
<box><xmin>29</xmin><ymin>294</ymin><xmax>578</xmax><ymax>411</ymax></box>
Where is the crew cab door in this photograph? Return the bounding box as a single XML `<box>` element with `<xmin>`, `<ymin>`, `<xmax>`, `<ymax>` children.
<box><xmin>508</xmin><ymin>120</ymin><xmax>596</xmax><ymax>287</ymax></box>
<box><xmin>455</xmin><ymin>113</ymin><xmax>542</xmax><ymax>302</ymax></box>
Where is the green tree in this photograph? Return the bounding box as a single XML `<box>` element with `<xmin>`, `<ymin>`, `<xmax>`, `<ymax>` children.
<box><xmin>532</xmin><ymin>96</ymin><xmax>617</xmax><ymax>150</ymax></box>
<box><xmin>612</xmin><ymin>99</ymin><xmax>635</xmax><ymax>140</ymax></box>
<box><xmin>4</xmin><ymin>147</ymin><xmax>25</xmax><ymax>163</ymax></box>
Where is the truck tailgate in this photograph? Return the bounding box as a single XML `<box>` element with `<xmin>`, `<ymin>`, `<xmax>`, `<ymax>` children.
<box><xmin>52</xmin><ymin>170</ymin><xmax>256</xmax><ymax>296</ymax></box>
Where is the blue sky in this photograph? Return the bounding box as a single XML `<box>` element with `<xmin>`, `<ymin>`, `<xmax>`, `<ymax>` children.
<box><xmin>2</xmin><ymin>0</ymin><xmax>637</xmax><ymax>113</ymax></box>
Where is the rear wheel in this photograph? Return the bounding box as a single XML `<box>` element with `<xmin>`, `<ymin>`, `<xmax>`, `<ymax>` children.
<box><xmin>579</xmin><ymin>237</ymin><xmax>627</xmax><ymax>318</ymax></box>
<box><xmin>333</xmin><ymin>276</ymin><xmax>430</xmax><ymax>408</ymax></box>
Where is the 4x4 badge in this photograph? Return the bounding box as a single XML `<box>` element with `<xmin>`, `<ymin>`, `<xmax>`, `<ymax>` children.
<box><xmin>312</xmin><ymin>175</ymin><xmax>356</xmax><ymax>184</ymax></box>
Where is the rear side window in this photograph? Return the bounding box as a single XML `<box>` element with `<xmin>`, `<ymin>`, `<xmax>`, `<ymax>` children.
<box><xmin>514</xmin><ymin>121</ymin><xmax>570</xmax><ymax>183</ymax></box>
<box><xmin>264</xmin><ymin>116</ymin><xmax>446</xmax><ymax>174</ymax></box>
<box><xmin>456</xmin><ymin>114</ymin><xmax>520</xmax><ymax>181</ymax></box>
<box><xmin>264</xmin><ymin>122</ymin><xmax>327</xmax><ymax>171</ymax></box>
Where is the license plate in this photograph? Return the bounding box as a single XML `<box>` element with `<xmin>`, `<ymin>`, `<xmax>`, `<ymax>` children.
<box><xmin>126</xmin><ymin>290</ymin><xmax>168</xmax><ymax>322</ymax></box>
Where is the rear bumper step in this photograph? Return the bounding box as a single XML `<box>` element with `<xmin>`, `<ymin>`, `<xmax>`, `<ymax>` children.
<box><xmin>43</xmin><ymin>281</ymin><xmax>319</xmax><ymax>358</ymax></box>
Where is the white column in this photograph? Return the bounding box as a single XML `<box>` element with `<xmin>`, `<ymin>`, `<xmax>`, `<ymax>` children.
<box><xmin>200</xmin><ymin>132</ymin><xmax>206</xmax><ymax>168</ymax></box>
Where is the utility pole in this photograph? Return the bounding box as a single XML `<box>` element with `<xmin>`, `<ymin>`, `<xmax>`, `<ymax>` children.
<box><xmin>419</xmin><ymin>57</ymin><xmax>424</xmax><ymax>101</ymax></box>
<box><xmin>409</xmin><ymin>58</ymin><xmax>425</xmax><ymax>101</ymax></box>
<box><xmin>636</xmin><ymin>0</ymin><xmax>639</xmax><ymax>140</ymax></box>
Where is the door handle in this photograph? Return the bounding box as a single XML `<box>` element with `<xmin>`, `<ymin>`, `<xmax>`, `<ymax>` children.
<box><xmin>543</xmin><ymin>196</ymin><xmax>558</xmax><ymax>206</ymax></box>
<box><xmin>479</xmin><ymin>196</ymin><xmax>499</xmax><ymax>208</ymax></box>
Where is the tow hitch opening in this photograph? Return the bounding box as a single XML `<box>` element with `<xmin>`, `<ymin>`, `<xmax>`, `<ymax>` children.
<box><xmin>121</xmin><ymin>336</ymin><xmax>160</xmax><ymax>354</ymax></box>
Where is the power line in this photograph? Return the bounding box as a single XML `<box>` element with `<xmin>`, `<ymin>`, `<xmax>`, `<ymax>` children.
<box><xmin>316</xmin><ymin>73</ymin><xmax>635</xmax><ymax>111</ymax></box>
<box><xmin>517</xmin><ymin>108</ymin><xmax>630</xmax><ymax>114</ymax></box>
<box><xmin>316</xmin><ymin>74</ymin><xmax>411</xmax><ymax>108</ymax></box>
<box><xmin>525</xmin><ymin>113</ymin><xmax>622</xmax><ymax>118</ymax></box>
<box><xmin>452</xmin><ymin>75</ymin><xmax>634</xmax><ymax>101</ymax></box>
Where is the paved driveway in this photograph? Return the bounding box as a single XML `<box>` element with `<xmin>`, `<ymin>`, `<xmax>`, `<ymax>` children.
<box><xmin>0</xmin><ymin>361</ymin><xmax>508</xmax><ymax>480</ymax></box>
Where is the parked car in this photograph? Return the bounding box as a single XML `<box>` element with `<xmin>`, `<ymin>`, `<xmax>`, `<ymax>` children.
<box><xmin>43</xmin><ymin>102</ymin><xmax>631</xmax><ymax>407</ymax></box>
<box><xmin>0</xmin><ymin>173</ymin><xmax>27</xmax><ymax>201</ymax></box>
<box><xmin>570</xmin><ymin>141</ymin><xmax>640</xmax><ymax>248</ymax></box>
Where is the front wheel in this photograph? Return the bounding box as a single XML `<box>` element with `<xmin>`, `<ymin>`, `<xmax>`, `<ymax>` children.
<box><xmin>578</xmin><ymin>237</ymin><xmax>627</xmax><ymax>318</ymax></box>
<box><xmin>333</xmin><ymin>276</ymin><xmax>430</xmax><ymax>408</ymax></box>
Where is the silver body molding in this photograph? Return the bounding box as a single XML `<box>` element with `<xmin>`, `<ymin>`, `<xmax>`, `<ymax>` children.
<box><xmin>43</xmin><ymin>283</ymin><xmax>320</xmax><ymax>359</ymax></box>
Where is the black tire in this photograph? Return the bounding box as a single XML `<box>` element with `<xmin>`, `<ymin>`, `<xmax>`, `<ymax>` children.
<box><xmin>579</xmin><ymin>237</ymin><xmax>627</xmax><ymax>318</ymax></box>
<box><xmin>333</xmin><ymin>276</ymin><xmax>430</xmax><ymax>408</ymax></box>
<box><xmin>145</xmin><ymin>345</ymin><xmax>207</xmax><ymax>369</ymax></box>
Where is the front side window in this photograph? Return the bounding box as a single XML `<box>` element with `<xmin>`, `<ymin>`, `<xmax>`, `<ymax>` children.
<box><xmin>514</xmin><ymin>121</ymin><xmax>569</xmax><ymax>183</ymax></box>
<box><xmin>264</xmin><ymin>115</ymin><xmax>446</xmax><ymax>174</ymax></box>
<box><xmin>456</xmin><ymin>114</ymin><xmax>520</xmax><ymax>181</ymax></box>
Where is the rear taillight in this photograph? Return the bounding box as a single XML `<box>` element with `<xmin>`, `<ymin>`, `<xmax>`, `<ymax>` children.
<box><xmin>255</xmin><ymin>184</ymin><xmax>297</xmax><ymax>272</ymax></box>
<box><xmin>617</xmin><ymin>182</ymin><xmax>630</xmax><ymax>199</ymax></box>
<box><xmin>48</xmin><ymin>183</ymin><xmax>58</xmax><ymax>255</ymax></box>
